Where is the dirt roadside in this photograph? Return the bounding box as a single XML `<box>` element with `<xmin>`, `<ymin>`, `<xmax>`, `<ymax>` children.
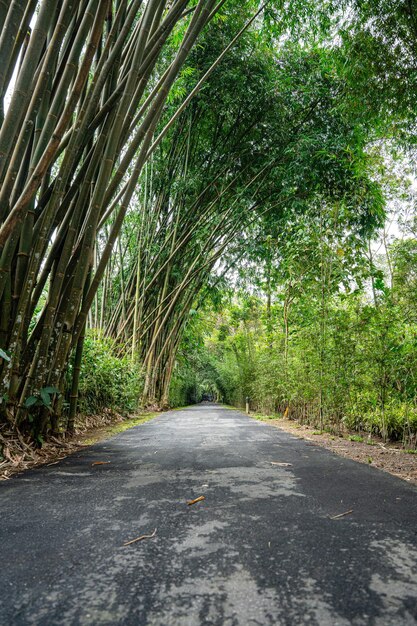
<box><xmin>255</xmin><ymin>415</ymin><xmax>417</xmax><ymax>485</ymax></box>
<box><xmin>0</xmin><ymin>410</ymin><xmax>159</xmax><ymax>480</ymax></box>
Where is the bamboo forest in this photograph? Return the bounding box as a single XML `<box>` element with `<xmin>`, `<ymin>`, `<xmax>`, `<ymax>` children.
<box><xmin>2</xmin><ymin>0</ymin><xmax>416</xmax><ymax>448</ymax></box>
<box><xmin>2</xmin><ymin>2</ymin><xmax>417</xmax><ymax>625</ymax></box>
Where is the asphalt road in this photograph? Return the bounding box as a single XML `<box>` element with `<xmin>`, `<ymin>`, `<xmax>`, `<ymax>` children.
<box><xmin>1</xmin><ymin>403</ymin><xmax>417</xmax><ymax>626</ymax></box>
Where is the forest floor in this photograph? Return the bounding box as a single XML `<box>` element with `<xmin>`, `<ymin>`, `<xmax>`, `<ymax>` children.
<box><xmin>0</xmin><ymin>409</ymin><xmax>159</xmax><ymax>480</ymax></box>
<box><xmin>254</xmin><ymin>414</ymin><xmax>417</xmax><ymax>485</ymax></box>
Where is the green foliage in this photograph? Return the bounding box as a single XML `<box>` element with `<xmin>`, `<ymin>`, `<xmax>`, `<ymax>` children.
<box><xmin>329</xmin><ymin>0</ymin><xmax>417</xmax><ymax>159</ymax></box>
<box><xmin>2</xmin><ymin>0</ymin><xmax>416</xmax><ymax>452</ymax></box>
<box><xmin>71</xmin><ymin>332</ymin><xmax>143</xmax><ymax>415</ymax></box>
<box><xmin>176</xmin><ymin>223</ymin><xmax>417</xmax><ymax>446</ymax></box>
<box><xmin>25</xmin><ymin>387</ymin><xmax>61</xmax><ymax>411</ymax></box>
<box><xmin>168</xmin><ymin>371</ymin><xmax>198</xmax><ymax>408</ymax></box>
<box><xmin>345</xmin><ymin>401</ymin><xmax>417</xmax><ymax>442</ymax></box>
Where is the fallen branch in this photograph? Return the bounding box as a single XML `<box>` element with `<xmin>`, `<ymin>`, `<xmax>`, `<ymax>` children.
<box><xmin>123</xmin><ymin>528</ymin><xmax>157</xmax><ymax>546</ymax></box>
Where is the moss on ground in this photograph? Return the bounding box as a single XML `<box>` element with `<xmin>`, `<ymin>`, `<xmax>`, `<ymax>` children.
<box><xmin>81</xmin><ymin>412</ymin><xmax>159</xmax><ymax>445</ymax></box>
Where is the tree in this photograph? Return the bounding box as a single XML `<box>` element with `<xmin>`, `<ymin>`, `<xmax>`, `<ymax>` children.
<box><xmin>0</xmin><ymin>0</ymin><xmax>230</xmax><ymax>437</ymax></box>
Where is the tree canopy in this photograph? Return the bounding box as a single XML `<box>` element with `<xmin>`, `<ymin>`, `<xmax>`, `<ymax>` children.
<box><xmin>1</xmin><ymin>0</ymin><xmax>417</xmax><ymax>452</ymax></box>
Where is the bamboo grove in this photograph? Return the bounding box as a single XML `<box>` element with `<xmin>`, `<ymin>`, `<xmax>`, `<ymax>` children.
<box><xmin>89</xmin><ymin>25</ymin><xmax>386</xmax><ymax>410</ymax></box>
<box><xmin>1</xmin><ymin>0</ymin><xmax>417</xmax><ymax>447</ymax></box>
<box><xmin>0</xmin><ymin>0</ymin><xmax>333</xmax><ymax>439</ymax></box>
<box><xmin>94</xmin><ymin>32</ymin><xmax>283</xmax><ymax>407</ymax></box>
<box><xmin>162</xmin><ymin>0</ymin><xmax>417</xmax><ymax>443</ymax></box>
<box><xmin>0</xmin><ymin>0</ymin><xmax>246</xmax><ymax>439</ymax></box>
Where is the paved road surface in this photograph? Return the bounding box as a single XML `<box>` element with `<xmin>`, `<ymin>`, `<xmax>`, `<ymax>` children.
<box><xmin>1</xmin><ymin>403</ymin><xmax>417</xmax><ymax>625</ymax></box>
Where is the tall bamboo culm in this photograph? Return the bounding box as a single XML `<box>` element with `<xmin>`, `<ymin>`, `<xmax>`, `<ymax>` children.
<box><xmin>0</xmin><ymin>0</ymin><xmax>220</xmax><ymax>438</ymax></box>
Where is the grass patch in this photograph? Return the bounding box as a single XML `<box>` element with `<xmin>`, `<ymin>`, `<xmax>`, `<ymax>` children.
<box><xmin>404</xmin><ymin>448</ymin><xmax>417</xmax><ymax>455</ymax></box>
<box><xmin>82</xmin><ymin>412</ymin><xmax>158</xmax><ymax>445</ymax></box>
<box><xmin>348</xmin><ymin>434</ymin><xmax>364</xmax><ymax>443</ymax></box>
<box><xmin>252</xmin><ymin>413</ymin><xmax>279</xmax><ymax>421</ymax></box>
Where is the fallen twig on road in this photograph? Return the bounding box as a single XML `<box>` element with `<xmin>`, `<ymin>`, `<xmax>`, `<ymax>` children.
<box><xmin>91</xmin><ymin>461</ymin><xmax>111</xmax><ymax>466</ymax></box>
<box><xmin>329</xmin><ymin>509</ymin><xmax>353</xmax><ymax>520</ymax></box>
<box><xmin>123</xmin><ymin>528</ymin><xmax>157</xmax><ymax>546</ymax></box>
<box><xmin>187</xmin><ymin>495</ymin><xmax>205</xmax><ymax>506</ymax></box>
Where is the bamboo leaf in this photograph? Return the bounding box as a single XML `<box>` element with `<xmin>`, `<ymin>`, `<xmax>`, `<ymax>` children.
<box><xmin>43</xmin><ymin>386</ymin><xmax>60</xmax><ymax>395</ymax></box>
<box><xmin>25</xmin><ymin>396</ymin><xmax>39</xmax><ymax>408</ymax></box>
<box><xmin>40</xmin><ymin>389</ymin><xmax>52</xmax><ymax>406</ymax></box>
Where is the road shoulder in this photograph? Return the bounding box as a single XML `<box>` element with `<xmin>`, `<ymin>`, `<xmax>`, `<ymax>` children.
<box><xmin>0</xmin><ymin>410</ymin><xmax>159</xmax><ymax>480</ymax></box>
<box><xmin>251</xmin><ymin>414</ymin><xmax>417</xmax><ymax>486</ymax></box>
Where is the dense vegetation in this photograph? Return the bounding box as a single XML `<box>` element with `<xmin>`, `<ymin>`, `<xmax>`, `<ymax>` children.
<box><xmin>173</xmin><ymin>223</ymin><xmax>417</xmax><ymax>445</ymax></box>
<box><xmin>1</xmin><ymin>0</ymin><xmax>417</xmax><ymax>451</ymax></box>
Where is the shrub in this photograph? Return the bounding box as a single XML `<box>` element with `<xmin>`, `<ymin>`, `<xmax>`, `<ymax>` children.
<box><xmin>69</xmin><ymin>331</ymin><xmax>143</xmax><ymax>415</ymax></box>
